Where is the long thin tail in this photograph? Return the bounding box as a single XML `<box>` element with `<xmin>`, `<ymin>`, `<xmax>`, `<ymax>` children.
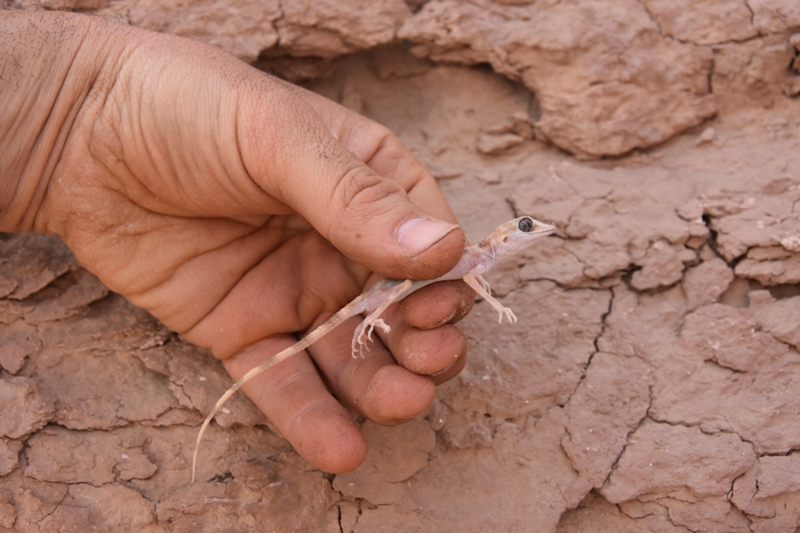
<box><xmin>191</xmin><ymin>310</ymin><xmax>353</xmax><ymax>483</ymax></box>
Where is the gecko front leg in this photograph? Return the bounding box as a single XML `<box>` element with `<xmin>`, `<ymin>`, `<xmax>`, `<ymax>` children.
<box><xmin>462</xmin><ymin>272</ymin><xmax>517</xmax><ymax>324</ymax></box>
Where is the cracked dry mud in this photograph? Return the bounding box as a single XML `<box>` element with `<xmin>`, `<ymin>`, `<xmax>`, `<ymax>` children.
<box><xmin>2</xmin><ymin>0</ymin><xmax>800</xmax><ymax>531</ymax></box>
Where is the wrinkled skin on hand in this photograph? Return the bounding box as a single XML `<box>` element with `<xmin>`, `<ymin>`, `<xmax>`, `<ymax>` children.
<box><xmin>1</xmin><ymin>12</ymin><xmax>472</xmax><ymax>473</ymax></box>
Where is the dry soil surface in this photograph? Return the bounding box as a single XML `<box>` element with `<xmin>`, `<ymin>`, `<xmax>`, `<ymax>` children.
<box><xmin>2</xmin><ymin>1</ymin><xmax>800</xmax><ymax>532</ymax></box>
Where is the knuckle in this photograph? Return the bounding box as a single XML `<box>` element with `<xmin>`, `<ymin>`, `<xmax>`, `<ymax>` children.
<box><xmin>331</xmin><ymin>165</ymin><xmax>404</xmax><ymax>227</ymax></box>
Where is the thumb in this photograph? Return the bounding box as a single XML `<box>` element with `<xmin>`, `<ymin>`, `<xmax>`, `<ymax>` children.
<box><xmin>245</xmin><ymin>96</ymin><xmax>466</xmax><ymax>281</ymax></box>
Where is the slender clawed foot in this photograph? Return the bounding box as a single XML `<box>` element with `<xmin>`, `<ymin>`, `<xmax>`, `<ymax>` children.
<box><xmin>497</xmin><ymin>307</ymin><xmax>517</xmax><ymax>324</ymax></box>
<box><xmin>351</xmin><ymin>318</ymin><xmax>391</xmax><ymax>358</ymax></box>
<box><xmin>476</xmin><ymin>275</ymin><xmax>492</xmax><ymax>293</ymax></box>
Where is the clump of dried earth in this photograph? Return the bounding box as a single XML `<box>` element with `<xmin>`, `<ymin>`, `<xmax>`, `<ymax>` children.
<box><xmin>2</xmin><ymin>0</ymin><xmax>800</xmax><ymax>531</ymax></box>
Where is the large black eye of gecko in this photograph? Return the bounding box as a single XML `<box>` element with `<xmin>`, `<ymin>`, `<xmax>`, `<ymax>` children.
<box><xmin>518</xmin><ymin>217</ymin><xmax>534</xmax><ymax>233</ymax></box>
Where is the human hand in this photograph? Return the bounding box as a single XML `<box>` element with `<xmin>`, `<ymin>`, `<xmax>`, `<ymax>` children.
<box><xmin>1</xmin><ymin>12</ymin><xmax>471</xmax><ymax>473</ymax></box>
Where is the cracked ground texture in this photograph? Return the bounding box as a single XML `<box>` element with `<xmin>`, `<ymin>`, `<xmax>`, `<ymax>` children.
<box><xmin>2</xmin><ymin>0</ymin><xmax>800</xmax><ymax>531</ymax></box>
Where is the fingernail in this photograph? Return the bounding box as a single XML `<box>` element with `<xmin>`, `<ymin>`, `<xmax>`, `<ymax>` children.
<box><xmin>396</xmin><ymin>217</ymin><xmax>460</xmax><ymax>256</ymax></box>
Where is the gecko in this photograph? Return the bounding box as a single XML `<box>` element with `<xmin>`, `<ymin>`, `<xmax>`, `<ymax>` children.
<box><xmin>191</xmin><ymin>216</ymin><xmax>556</xmax><ymax>482</ymax></box>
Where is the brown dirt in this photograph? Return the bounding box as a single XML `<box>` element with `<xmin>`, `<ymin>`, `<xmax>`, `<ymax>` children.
<box><xmin>2</xmin><ymin>0</ymin><xmax>800</xmax><ymax>531</ymax></box>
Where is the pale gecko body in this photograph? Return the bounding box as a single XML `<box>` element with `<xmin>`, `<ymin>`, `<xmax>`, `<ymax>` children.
<box><xmin>191</xmin><ymin>216</ymin><xmax>556</xmax><ymax>482</ymax></box>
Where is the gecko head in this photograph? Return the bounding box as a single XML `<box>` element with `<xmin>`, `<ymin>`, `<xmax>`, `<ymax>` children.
<box><xmin>482</xmin><ymin>216</ymin><xmax>556</xmax><ymax>258</ymax></box>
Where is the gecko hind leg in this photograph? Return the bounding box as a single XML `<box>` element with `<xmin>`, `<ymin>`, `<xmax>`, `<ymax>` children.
<box><xmin>351</xmin><ymin>279</ymin><xmax>413</xmax><ymax>358</ymax></box>
<box><xmin>352</xmin><ymin>318</ymin><xmax>391</xmax><ymax>358</ymax></box>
